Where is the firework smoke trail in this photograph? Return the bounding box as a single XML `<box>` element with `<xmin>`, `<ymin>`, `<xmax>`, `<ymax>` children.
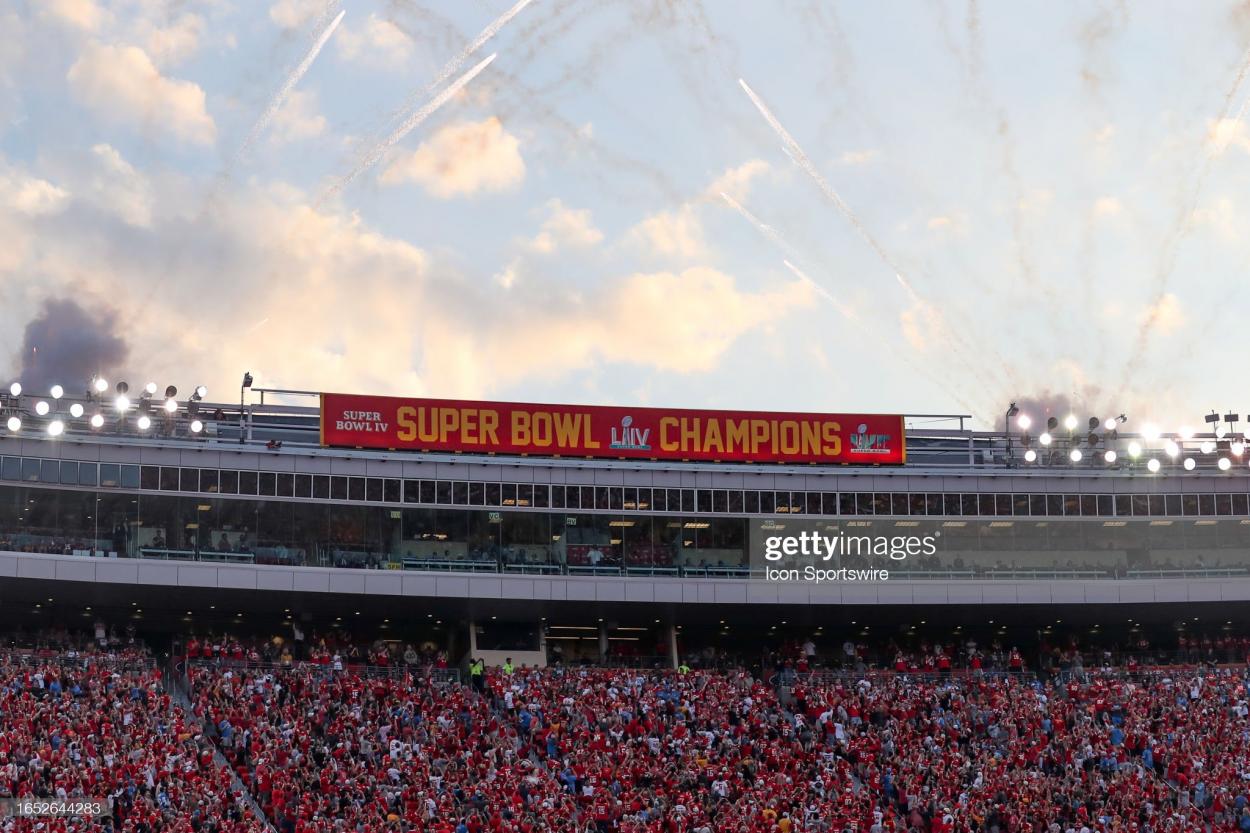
<box><xmin>236</xmin><ymin>9</ymin><xmax>345</xmax><ymax>162</ymax></box>
<box><xmin>736</xmin><ymin>77</ymin><xmax>1008</xmax><ymax>392</ymax></box>
<box><xmin>321</xmin><ymin>53</ymin><xmax>498</xmax><ymax>203</ymax></box>
<box><xmin>1116</xmin><ymin>45</ymin><xmax>1250</xmax><ymax>394</ymax></box>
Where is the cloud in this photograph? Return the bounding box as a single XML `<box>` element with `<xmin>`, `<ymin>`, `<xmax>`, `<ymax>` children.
<box><xmin>269</xmin><ymin>89</ymin><xmax>326</xmax><ymax>146</ymax></box>
<box><xmin>67</xmin><ymin>43</ymin><xmax>216</xmax><ymax>145</ymax></box>
<box><xmin>526</xmin><ymin>199</ymin><xmax>603</xmax><ymax>253</ymax></box>
<box><xmin>629</xmin><ymin>205</ymin><xmax>705</xmax><ymax>259</ymax></box>
<box><xmin>1208</xmin><ymin>117</ymin><xmax>1250</xmax><ymax>155</ymax></box>
<box><xmin>925</xmin><ymin>212</ymin><xmax>969</xmax><ymax>234</ymax></box>
<box><xmin>0</xmin><ymin>167</ymin><xmax>70</xmax><ymax>217</ymax></box>
<box><xmin>704</xmin><ymin>159</ymin><xmax>770</xmax><ymax>202</ymax></box>
<box><xmin>84</xmin><ymin>144</ymin><xmax>153</xmax><ymax>227</ymax></box>
<box><xmin>1092</xmin><ymin>196</ymin><xmax>1122</xmax><ymax>217</ymax></box>
<box><xmin>336</xmin><ymin>14</ymin><xmax>414</xmax><ymax>70</ymax></box>
<box><xmin>1191</xmin><ymin>197</ymin><xmax>1240</xmax><ymax>239</ymax></box>
<box><xmin>379</xmin><ymin>117</ymin><xmax>525</xmax><ymax>198</ymax></box>
<box><xmin>1140</xmin><ymin>292</ymin><xmax>1186</xmax><ymax>335</ymax></box>
<box><xmin>269</xmin><ymin>0</ymin><xmax>328</xmax><ymax>30</ymax></box>
<box><xmin>838</xmin><ymin>149</ymin><xmax>880</xmax><ymax>165</ymax></box>
<box><xmin>132</xmin><ymin>12</ymin><xmax>205</xmax><ymax>68</ymax></box>
<box><xmin>42</xmin><ymin>0</ymin><xmax>109</xmax><ymax>31</ymax></box>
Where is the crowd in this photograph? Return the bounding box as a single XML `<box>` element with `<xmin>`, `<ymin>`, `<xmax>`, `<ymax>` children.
<box><xmin>0</xmin><ymin>652</ymin><xmax>266</xmax><ymax>833</ymax></box>
<box><xmin>184</xmin><ymin>655</ymin><xmax>1250</xmax><ymax>833</ymax></box>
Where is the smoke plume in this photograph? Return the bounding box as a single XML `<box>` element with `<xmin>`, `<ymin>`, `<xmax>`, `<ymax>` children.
<box><xmin>12</xmin><ymin>298</ymin><xmax>129</xmax><ymax>393</ymax></box>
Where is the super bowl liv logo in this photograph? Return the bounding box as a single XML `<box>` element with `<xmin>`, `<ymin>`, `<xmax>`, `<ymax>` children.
<box><xmin>609</xmin><ymin>415</ymin><xmax>652</xmax><ymax>451</ymax></box>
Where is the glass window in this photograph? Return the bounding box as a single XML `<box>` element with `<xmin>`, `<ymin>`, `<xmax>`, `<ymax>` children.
<box><xmin>1046</xmin><ymin>494</ymin><xmax>1063</xmax><ymax>516</ymax></box>
<box><xmin>366</xmin><ymin>478</ymin><xmax>383</xmax><ymax>502</ymax></box>
<box><xmin>1064</xmin><ymin>495</ymin><xmax>1080</xmax><ymax>516</ymax></box>
<box><xmin>596</xmin><ymin>487</ymin><xmax>610</xmax><ymax>511</ymax></box>
<box><xmin>219</xmin><ymin>470</ymin><xmax>239</xmax><ymax>495</ymax></box>
<box><xmin>59</xmin><ymin>461</ymin><xmax>79</xmax><ymax>485</ymax></box>
<box><xmin>718</xmin><ymin>491</ymin><xmax>732</xmax><ymax>514</ymax></box>
<box><xmin>502</xmin><ymin>483</ymin><xmax>518</xmax><ymax>506</ymax></box>
<box><xmin>1</xmin><ymin>457</ymin><xmax>18</xmax><ymax>480</ymax></box>
<box><xmin>1131</xmin><ymin>495</ymin><xmax>1149</xmax><ymax>516</ymax></box>
<box><xmin>312</xmin><ymin>475</ymin><xmax>329</xmax><ymax>500</ymax></box>
<box><xmin>823</xmin><ymin>493</ymin><xmax>840</xmax><ymax>515</ymax></box>
<box><xmin>120</xmin><ymin>465</ymin><xmax>140</xmax><ymax>489</ymax></box>
<box><xmin>180</xmin><ymin>468</ymin><xmax>199</xmax><ymax>492</ymax></box>
<box><xmin>141</xmin><ymin>466</ymin><xmax>159</xmax><ymax>490</ymax></box>
<box><xmin>680</xmin><ymin>489</ymin><xmax>695</xmax><ymax>513</ymax></box>
<box><xmin>580</xmin><ymin>486</ymin><xmax>595</xmax><ymax>509</ymax></box>
<box><xmin>609</xmin><ymin>488</ymin><xmax>623</xmax><ymax>510</ymax></box>
<box><xmin>996</xmin><ymin>494</ymin><xmax>1012</xmax><ymax>515</ymax></box>
<box><xmin>294</xmin><ymin>474</ymin><xmax>311</xmax><ymax>498</ymax></box>
<box><xmin>743</xmin><ymin>491</ymin><xmax>758</xmax><ymax>513</ymax></box>
<box><xmin>1152</xmin><ymin>495</ymin><xmax>1168</xmax><ymax>516</ymax></box>
<box><xmin>1234</xmin><ymin>494</ymin><xmax>1249</xmax><ymax>515</ymax></box>
<box><xmin>945</xmin><ymin>494</ymin><xmax>962</xmax><ymax>516</ymax></box>
<box><xmin>979</xmin><ymin>494</ymin><xmax>996</xmax><ymax>516</ymax></box>
<box><xmin>1199</xmin><ymin>494</ymin><xmax>1215</xmax><ymax>516</ymax></box>
<box><xmin>636</xmin><ymin>488</ymin><xmax>651</xmax><ymax>510</ymax></box>
<box><xmin>925</xmin><ymin>494</ymin><xmax>942</xmax><ymax>515</ymax></box>
<box><xmin>328</xmin><ymin>476</ymin><xmax>346</xmax><ymax>500</ymax></box>
<box><xmin>666</xmin><ymin>489</ymin><xmax>680</xmax><ymax>511</ymax></box>
<box><xmin>1031</xmin><ymin>494</ymin><xmax>1048</xmax><ymax>516</ymax></box>
<box><xmin>1114</xmin><ymin>495</ymin><xmax>1131</xmax><ymax>516</ymax></box>
<box><xmin>728</xmin><ymin>490</ymin><xmax>744</xmax><ymax>513</ymax></box>
<box><xmin>872</xmin><ymin>494</ymin><xmax>890</xmax><ymax>515</ymax></box>
<box><xmin>276</xmin><ymin>473</ymin><xmax>294</xmax><ymax>498</ymax></box>
<box><xmin>1012</xmin><ymin>494</ymin><xmax>1029</xmax><ymax>516</ymax></box>
<box><xmin>436</xmin><ymin>481</ymin><xmax>452</xmax><ymax>504</ymax></box>
<box><xmin>98</xmin><ymin>460</ymin><xmax>119</xmax><ymax>487</ymax></box>
<box><xmin>551</xmin><ymin>485</ymin><xmax>566</xmax><ymax>509</ymax></box>
<box><xmin>348</xmin><ymin>477</ymin><xmax>364</xmax><ymax>501</ymax></box>
<box><xmin>78</xmin><ymin>463</ymin><xmax>98</xmax><ymax>487</ymax></box>
<box><xmin>1080</xmin><ymin>495</ymin><xmax>1097</xmax><ymax>516</ymax></box>
<box><xmin>837</xmin><ymin>493</ymin><xmax>855</xmax><ymax>515</ymax></box>
<box><xmin>1097</xmin><ymin>495</ymin><xmax>1113</xmax><ymax>516</ymax></box>
<box><xmin>419</xmin><ymin>481</ymin><xmax>435</xmax><ymax>504</ymax></box>
<box><xmin>1215</xmin><ymin>493</ymin><xmax>1232</xmax><ymax>516</ymax></box>
<box><xmin>384</xmin><ymin>479</ymin><xmax>400</xmax><ymax>503</ymax></box>
<box><xmin>452</xmin><ymin>481</ymin><xmax>468</xmax><ymax>505</ymax></box>
<box><xmin>758</xmin><ymin>491</ymin><xmax>775</xmax><ymax>513</ymax></box>
<box><xmin>856</xmin><ymin>493</ymin><xmax>874</xmax><ymax>515</ymax></box>
<box><xmin>238</xmin><ymin>471</ymin><xmax>258</xmax><ymax>496</ymax></box>
<box><xmin>485</xmin><ymin>483</ymin><xmax>501</xmax><ymax>506</ymax></box>
<box><xmin>39</xmin><ymin>459</ymin><xmax>58</xmax><ymax>483</ymax></box>
<box><xmin>892</xmin><ymin>494</ymin><xmax>910</xmax><ymax>516</ymax></box>
<box><xmin>159</xmin><ymin>467</ymin><xmax>178</xmax><ymax>491</ymax></box>
<box><xmin>518</xmin><ymin>484</ymin><xmax>533</xmax><ymax>507</ymax></box>
<box><xmin>1182</xmin><ymin>495</ymin><xmax>1199</xmax><ymax>516</ymax></box>
<box><xmin>469</xmin><ymin>482</ymin><xmax>484</xmax><ymax>506</ymax></box>
<box><xmin>962</xmin><ymin>494</ymin><xmax>978</xmax><ymax>516</ymax></box>
<box><xmin>532</xmin><ymin>485</ymin><xmax>549</xmax><ymax>508</ymax></box>
<box><xmin>697</xmin><ymin>489</ymin><xmax>712</xmax><ymax>513</ymax></box>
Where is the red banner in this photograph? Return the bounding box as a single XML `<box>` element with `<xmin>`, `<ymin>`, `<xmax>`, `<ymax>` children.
<box><xmin>320</xmin><ymin>393</ymin><xmax>906</xmax><ymax>465</ymax></box>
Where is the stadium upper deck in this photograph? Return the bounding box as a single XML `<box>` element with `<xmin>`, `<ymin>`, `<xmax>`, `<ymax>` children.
<box><xmin>2</xmin><ymin>383</ymin><xmax>1250</xmax><ymax>615</ymax></box>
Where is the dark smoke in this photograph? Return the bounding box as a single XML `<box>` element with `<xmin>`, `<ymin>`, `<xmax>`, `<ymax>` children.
<box><xmin>13</xmin><ymin>298</ymin><xmax>129</xmax><ymax>393</ymax></box>
<box><xmin>998</xmin><ymin>391</ymin><xmax>1111</xmax><ymax>432</ymax></box>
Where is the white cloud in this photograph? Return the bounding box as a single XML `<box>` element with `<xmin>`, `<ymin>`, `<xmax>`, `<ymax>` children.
<box><xmin>1140</xmin><ymin>292</ymin><xmax>1186</xmax><ymax>335</ymax></box>
<box><xmin>269</xmin><ymin>0</ymin><xmax>327</xmax><ymax>30</ymax></box>
<box><xmin>379</xmin><ymin>117</ymin><xmax>525</xmax><ymax>198</ymax></box>
<box><xmin>705</xmin><ymin>159</ymin><xmax>770</xmax><ymax>202</ymax></box>
<box><xmin>336</xmin><ymin>14</ymin><xmax>414</xmax><ymax>70</ymax></box>
<box><xmin>0</xmin><ymin>168</ymin><xmax>70</xmax><ymax>217</ymax></box>
<box><xmin>132</xmin><ymin>12</ymin><xmax>205</xmax><ymax>68</ymax></box>
<box><xmin>42</xmin><ymin>0</ymin><xmax>108</xmax><ymax>31</ymax></box>
<box><xmin>629</xmin><ymin>205</ymin><xmax>705</xmax><ymax>259</ymax></box>
<box><xmin>1192</xmin><ymin>197</ymin><xmax>1240</xmax><ymax>239</ymax></box>
<box><xmin>67</xmin><ymin>43</ymin><xmax>216</xmax><ymax>146</ymax></box>
<box><xmin>526</xmin><ymin>199</ymin><xmax>603</xmax><ymax>254</ymax></box>
<box><xmin>1093</xmin><ymin>196</ymin><xmax>1122</xmax><ymax>217</ymax></box>
<box><xmin>269</xmin><ymin>89</ymin><xmax>326</xmax><ymax>146</ymax></box>
<box><xmin>85</xmin><ymin>144</ymin><xmax>153</xmax><ymax>227</ymax></box>
<box><xmin>1207</xmin><ymin>117</ymin><xmax>1250</xmax><ymax>155</ymax></box>
<box><xmin>839</xmin><ymin>149</ymin><xmax>880</xmax><ymax>166</ymax></box>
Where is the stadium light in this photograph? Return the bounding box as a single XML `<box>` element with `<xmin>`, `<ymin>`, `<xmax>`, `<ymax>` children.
<box><xmin>1164</xmin><ymin>440</ymin><xmax>1180</xmax><ymax>458</ymax></box>
<box><xmin>89</xmin><ymin>414</ymin><xmax>104</xmax><ymax>429</ymax></box>
<box><xmin>1016</xmin><ymin>414</ymin><xmax>1031</xmax><ymax>431</ymax></box>
<box><xmin>46</xmin><ymin>420</ymin><xmax>64</xmax><ymax>437</ymax></box>
<box><xmin>163</xmin><ymin>398</ymin><xmax>177</xmax><ymax>413</ymax></box>
<box><xmin>1219</xmin><ymin>457</ymin><xmax>1232</xmax><ymax>471</ymax></box>
<box><xmin>1104</xmin><ymin>450</ymin><xmax>1117</xmax><ymax>463</ymax></box>
<box><xmin>7</xmin><ymin>382</ymin><xmax>20</xmax><ymax>397</ymax></box>
<box><xmin>1039</xmin><ymin>432</ymin><xmax>1053</xmax><ymax>446</ymax></box>
<box><xmin>1216</xmin><ymin>425</ymin><xmax>1229</xmax><ymax>439</ymax></box>
<box><xmin>1104</xmin><ymin>418</ymin><xmax>1117</xmax><ymax>431</ymax></box>
<box><xmin>1147</xmin><ymin>458</ymin><xmax>1161</xmax><ymax>473</ymax></box>
<box><xmin>1179</xmin><ymin>426</ymin><xmax>1195</xmax><ymax>440</ymax></box>
<box><xmin>92</xmin><ymin>377</ymin><xmax>108</xmax><ymax>394</ymax></box>
<box><xmin>1127</xmin><ymin>441</ymin><xmax>1143</xmax><ymax>458</ymax></box>
<box><xmin>1063</xmin><ymin>414</ymin><xmax>1078</xmax><ymax>431</ymax></box>
<box><xmin>1069</xmin><ymin>448</ymin><xmax>1083</xmax><ymax>463</ymax></box>
<box><xmin>1023</xmin><ymin>448</ymin><xmax>1037</xmax><ymax>463</ymax></box>
<box><xmin>190</xmin><ymin>419</ymin><xmax>204</xmax><ymax>434</ymax></box>
<box><xmin>1233</xmin><ymin>441</ymin><xmax>1245</xmax><ymax>457</ymax></box>
<box><xmin>136</xmin><ymin>415</ymin><xmax>152</xmax><ymax>431</ymax></box>
<box><xmin>50</xmin><ymin>384</ymin><xmax>63</xmax><ymax>400</ymax></box>
<box><xmin>194</xmin><ymin>385</ymin><xmax>208</xmax><ymax>399</ymax></box>
<box><xmin>69</xmin><ymin>403</ymin><xmax>84</xmax><ymax>418</ymax></box>
<box><xmin>115</xmin><ymin>395</ymin><xmax>130</xmax><ymax>412</ymax></box>
<box><xmin>1200</xmin><ymin>441</ymin><xmax>1216</xmax><ymax>455</ymax></box>
<box><xmin>5</xmin><ymin>416</ymin><xmax>18</xmax><ymax>432</ymax></box>
<box><xmin>144</xmin><ymin>382</ymin><xmax>157</xmax><ymax>396</ymax></box>
<box><xmin>1183</xmin><ymin>457</ymin><xmax>1196</xmax><ymax>471</ymax></box>
<box><xmin>1143</xmin><ymin>424</ymin><xmax>1161</xmax><ymax>441</ymax></box>
<box><xmin>34</xmin><ymin>400</ymin><xmax>49</xmax><ymax>416</ymax></box>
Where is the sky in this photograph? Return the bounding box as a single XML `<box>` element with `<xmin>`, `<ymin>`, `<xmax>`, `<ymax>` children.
<box><xmin>2</xmin><ymin>0</ymin><xmax>1250</xmax><ymax>430</ymax></box>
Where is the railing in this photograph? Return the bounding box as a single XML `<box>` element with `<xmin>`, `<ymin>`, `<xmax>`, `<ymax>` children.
<box><xmin>184</xmin><ymin>657</ymin><xmax>461</xmax><ymax>684</ymax></box>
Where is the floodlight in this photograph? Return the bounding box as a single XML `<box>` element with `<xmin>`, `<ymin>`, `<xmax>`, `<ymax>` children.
<box><xmin>34</xmin><ymin>401</ymin><xmax>49</xmax><ymax>416</ymax></box>
<box><xmin>1039</xmin><ymin>432</ymin><xmax>1052</xmax><ymax>446</ymax></box>
<box><xmin>8</xmin><ymin>382</ymin><xmax>20</xmax><ymax>396</ymax></box>
<box><xmin>1127</xmin><ymin>441</ymin><xmax>1142</xmax><ymax>458</ymax></box>
<box><xmin>1200</xmin><ymin>441</ymin><xmax>1216</xmax><ymax>455</ymax></box>
<box><xmin>69</xmin><ymin>403</ymin><xmax>83</xmax><ymax>418</ymax></box>
<box><xmin>47</xmin><ymin>420</ymin><xmax>64</xmax><ymax>437</ymax></box>
<box><xmin>1183</xmin><ymin>458</ymin><xmax>1196</xmax><ymax>471</ymax></box>
<box><xmin>194</xmin><ymin>385</ymin><xmax>208</xmax><ymax>399</ymax></box>
<box><xmin>90</xmin><ymin>414</ymin><xmax>104</xmax><ymax>429</ymax></box>
<box><xmin>190</xmin><ymin>419</ymin><xmax>204</xmax><ymax>434</ymax></box>
<box><xmin>115</xmin><ymin>395</ymin><xmax>130</xmax><ymax>412</ymax></box>
<box><xmin>1070</xmin><ymin>449</ymin><xmax>1083</xmax><ymax>463</ymax></box>
<box><xmin>1147</xmin><ymin>459</ymin><xmax>1161</xmax><ymax>473</ymax></box>
<box><xmin>92</xmin><ymin>377</ymin><xmax>108</xmax><ymax>393</ymax></box>
<box><xmin>50</xmin><ymin>385</ymin><xmax>63</xmax><ymax>399</ymax></box>
<box><xmin>1219</xmin><ymin>457</ymin><xmax>1232</xmax><ymax>471</ymax></box>
<box><xmin>144</xmin><ymin>382</ymin><xmax>157</xmax><ymax>395</ymax></box>
<box><xmin>1063</xmin><ymin>415</ymin><xmax>1078</xmax><ymax>431</ymax></box>
<box><xmin>5</xmin><ymin>417</ymin><xmax>19</xmax><ymax>432</ymax></box>
<box><xmin>1016</xmin><ymin>414</ymin><xmax>1031</xmax><ymax>431</ymax></box>
<box><xmin>163</xmin><ymin>398</ymin><xmax>178</xmax><ymax>413</ymax></box>
<box><xmin>1165</xmin><ymin>440</ymin><xmax>1180</xmax><ymax>457</ymax></box>
<box><xmin>137</xmin><ymin>415</ymin><xmax>152</xmax><ymax>431</ymax></box>
<box><xmin>1104</xmin><ymin>450</ymin><xmax>1117</xmax><ymax>463</ymax></box>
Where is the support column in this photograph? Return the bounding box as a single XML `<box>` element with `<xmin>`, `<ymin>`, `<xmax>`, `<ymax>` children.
<box><xmin>667</xmin><ymin>624</ymin><xmax>679</xmax><ymax>670</ymax></box>
<box><xmin>598</xmin><ymin>621</ymin><xmax>608</xmax><ymax>664</ymax></box>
